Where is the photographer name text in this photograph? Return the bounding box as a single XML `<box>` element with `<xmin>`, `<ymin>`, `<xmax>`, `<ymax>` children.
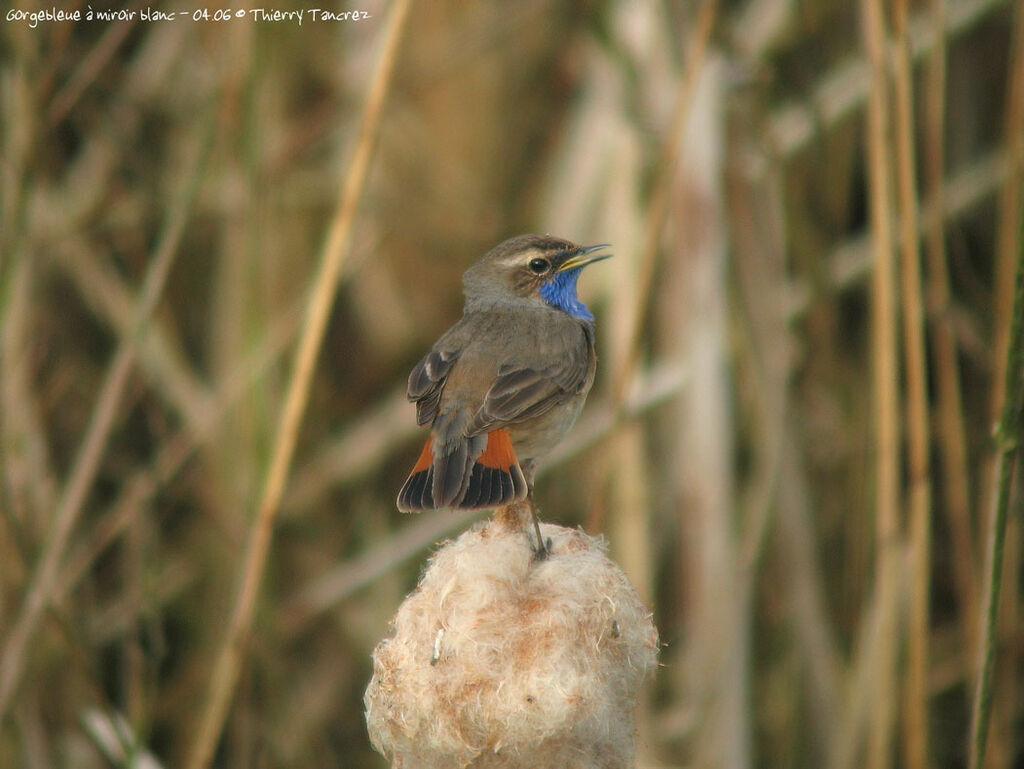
<box><xmin>6</xmin><ymin>6</ymin><xmax>371</xmax><ymax>28</ymax></box>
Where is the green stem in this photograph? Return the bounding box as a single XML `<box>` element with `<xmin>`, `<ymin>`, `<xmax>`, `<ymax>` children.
<box><xmin>968</xmin><ymin>218</ymin><xmax>1024</xmax><ymax>769</ymax></box>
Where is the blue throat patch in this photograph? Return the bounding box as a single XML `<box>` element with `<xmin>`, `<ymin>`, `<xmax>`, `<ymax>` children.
<box><xmin>539</xmin><ymin>268</ymin><xmax>594</xmax><ymax>322</ymax></box>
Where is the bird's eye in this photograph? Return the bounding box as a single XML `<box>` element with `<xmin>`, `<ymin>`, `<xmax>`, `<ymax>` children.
<box><xmin>528</xmin><ymin>257</ymin><xmax>550</xmax><ymax>275</ymax></box>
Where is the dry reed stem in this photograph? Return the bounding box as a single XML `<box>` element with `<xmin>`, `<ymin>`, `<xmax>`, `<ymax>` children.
<box><xmin>610</xmin><ymin>0</ymin><xmax>717</xmax><ymax>403</ymax></box>
<box><xmin>589</xmin><ymin>6</ymin><xmax>660</xmax><ymax>660</ymax></box>
<box><xmin>726</xmin><ymin>151</ymin><xmax>823</xmax><ymax>766</ymax></box>
<box><xmin>183</xmin><ymin>2</ymin><xmax>414</xmax><ymax>766</ymax></box>
<box><xmin>990</xmin><ymin>2</ymin><xmax>1024</xmax><ymax>421</ymax></box>
<box><xmin>1</xmin><ymin>259</ymin><xmax>59</xmax><ymax>540</ymax></box>
<box><xmin>967</xmin><ymin>233</ymin><xmax>1024</xmax><ymax>769</ymax></box>
<box><xmin>731</xmin><ymin>148</ymin><xmax>815</xmax><ymax>751</ymax></box>
<box><xmin>0</xmin><ymin>114</ymin><xmax>213</xmax><ymax>721</ymax></box>
<box><xmin>861</xmin><ymin>0</ymin><xmax>902</xmax><ymax>765</ymax></box>
<box><xmin>605</xmin><ymin>420</ymin><xmax>656</xmax><ymax>763</ymax></box>
<box><xmin>922</xmin><ymin>0</ymin><xmax>978</xmax><ymax>667</ymax></box>
<box><xmin>729</xmin><ymin>153</ymin><xmax>789</xmax><ymax>575</ymax></box>
<box><xmin>608</xmin><ymin>427</ymin><xmax>652</xmax><ymax>603</ymax></box>
<box><xmin>0</xmin><ymin>36</ymin><xmax>32</xmax><ymax>279</ymax></box>
<box><xmin>209</xmin><ymin>17</ymin><xmax>259</xmax><ymax>544</ymax></box>
<box><xmin>667</xmin><ymin>56</ymin><xmax>752</xmax><ymax>769</ymax></box>
<box><xmin>1</xmin><ymin>74</ymin><xmax>48</xmax><ymax>547</ymax></box>
<box><xmin>830</xmin><ymin>554</ymin><xmax>907</xmax><ymax>769</ymax></box>
<box><xmin>777</xmin><ymin>436</ymin><xmax>842</xmax><ymax>752</ymax></box>
<box><xmin>891</xmin><ymin>1</ymin><xmax>932</xmax><ymax>767</ymax></box>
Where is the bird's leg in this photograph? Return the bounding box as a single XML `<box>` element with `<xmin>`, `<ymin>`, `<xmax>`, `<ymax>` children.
<box><xmin>526</xmin><ymin>493</ymin><xmax>549</xmax><ymax>560</ymax></box>
<box><xmin>519</xmin><ymin>464</ymin><xmax>549</xmax><ymax>558</ymax></box>
<box><xmin>493</xmin><ymin>497</ymin><xmax>548</xmax><ymax>558</ymax></box>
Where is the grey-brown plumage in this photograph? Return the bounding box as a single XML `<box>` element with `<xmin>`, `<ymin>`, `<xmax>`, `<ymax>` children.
<box><xmin>397</xmin><ymin>234</ymin><xmax>609</xmax><ymax>513</ymax></box>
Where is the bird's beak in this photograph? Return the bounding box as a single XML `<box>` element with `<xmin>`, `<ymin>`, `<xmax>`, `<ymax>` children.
<box><xmin>555</xmin><ymin>243</ymin><xmax>613</xmax><ymax>272</ymax></box>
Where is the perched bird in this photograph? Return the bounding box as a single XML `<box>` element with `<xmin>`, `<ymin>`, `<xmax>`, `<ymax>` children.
<box><xmin>397</xmin><ymin>234</ymin><xmax>610</xmax><ymax>551</ymax></box>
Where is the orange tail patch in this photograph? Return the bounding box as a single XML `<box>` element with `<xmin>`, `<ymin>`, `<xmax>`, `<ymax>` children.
<box><xmin>396</xmin><ymin>429</ymin><xmax>528</xmax><ymax>512</ymax></box>
<box><xmin>477</xmin><ymin>428</ymin><xmax>517</xmax><ymax>470</ymax></box>
<box><xmin>459</xmin><ymin>429</ymin><xmax>528</xmax><ymax>509</ymax></box>
<box><xmin>411</xmin><ymin>435</ymin><xmax>434</xmax><ymax>473</ymax></box>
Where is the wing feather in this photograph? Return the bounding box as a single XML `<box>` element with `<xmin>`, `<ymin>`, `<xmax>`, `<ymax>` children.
<box><xmin>467</xmin><ymin>325</ymin><xmax>593</xmax><ymax>436</ymax></box>
<box><xmin>407</xmin><ymin>348</ymin><xmax>459</xmax><ymax>426</ymax></box>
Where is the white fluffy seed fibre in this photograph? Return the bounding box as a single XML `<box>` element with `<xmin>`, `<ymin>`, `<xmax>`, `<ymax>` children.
<box><xmin>364</xmin><ymin>520</ymin><xmax>658</xmax><ymax>769</ymax></box>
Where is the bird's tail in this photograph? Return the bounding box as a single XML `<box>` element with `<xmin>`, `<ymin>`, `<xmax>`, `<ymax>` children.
<box><xmin>397</xmin><ymin>427</ymin><xmax>528</xmax><ymax>511</ymax></box>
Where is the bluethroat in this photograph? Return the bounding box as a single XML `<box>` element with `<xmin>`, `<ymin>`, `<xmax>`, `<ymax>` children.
<box><xmin>397</xmin><ymin>234</ymin><xmax>610</xmax><ymax>554</ymax></box>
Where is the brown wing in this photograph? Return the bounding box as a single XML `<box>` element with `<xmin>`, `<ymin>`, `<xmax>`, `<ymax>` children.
<box><xmin>407</xmin><ymin>347</ymin><xmax>459</xmax><ymax>426</ymax></box>
<box><xmin>466</xmin><ymin>324</ymin><xmax>594</xmax><ymax>436</ymax></box>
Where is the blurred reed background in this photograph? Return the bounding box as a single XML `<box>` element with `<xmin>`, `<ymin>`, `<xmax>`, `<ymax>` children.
<box><xmin>1</xmin><ymin>0</ymin><xmax>1022</xmax><ymax>766</ymax></box>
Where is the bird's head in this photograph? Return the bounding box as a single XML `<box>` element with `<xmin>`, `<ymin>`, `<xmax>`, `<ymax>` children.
<box><xmin>463</xmin><ymin>234</ymin><xmax>611</xmax><ymax>321</ymax></box>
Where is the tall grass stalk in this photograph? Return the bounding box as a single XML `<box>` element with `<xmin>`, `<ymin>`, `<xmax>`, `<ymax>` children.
<box><xmin>611</xmin><ymin>0</ymin><xmax>717</xmax><ymax>402</ymax></box>
<box><xmin>892</xmin><ymin>1</ymin><xmax>932</xmax><ymax>766</ymax></box>
<box><xmin>922</xmin><ymin>0</ymin><xmax>978</xmax><ymax>668</ymax></box>
<box><xmin>967</xmin><ymin>223</ymin><xmax>1023</xmax><ymax>769</ymax></box>
<box><xmin>971</xmin><ymin>8</ymin><xmax>1024</xmax><ymax>768</ymax></box>
<box><xmin>861</xmin><ymin>0</ymin><xmax>902</xmax><ymax>764</ymax></box>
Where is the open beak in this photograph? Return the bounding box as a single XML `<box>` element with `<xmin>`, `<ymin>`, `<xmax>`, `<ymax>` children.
<box><xmin>555</xmin><ymin>243</ymin><xmax>613</xmax><ymax>272</ymax></box>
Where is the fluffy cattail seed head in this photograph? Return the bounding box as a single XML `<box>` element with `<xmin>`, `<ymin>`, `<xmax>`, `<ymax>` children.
<box><xmin>365</xmin><ymin>516</ymin><xmax>658</xmax><ymax>769</ymax></box>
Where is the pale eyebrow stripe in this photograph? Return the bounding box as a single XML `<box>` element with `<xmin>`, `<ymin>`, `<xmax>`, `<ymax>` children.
<box><xmin>497</xmin><ymin>253</ymin><xmax>532</xmax><ymax>267</ymax></box>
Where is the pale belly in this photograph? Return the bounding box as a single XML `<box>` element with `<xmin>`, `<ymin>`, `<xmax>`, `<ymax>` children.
<box><xmin>506</xmin><ymin>392</ymin><xmax>586</xmax><ymax>466</ymax></box>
